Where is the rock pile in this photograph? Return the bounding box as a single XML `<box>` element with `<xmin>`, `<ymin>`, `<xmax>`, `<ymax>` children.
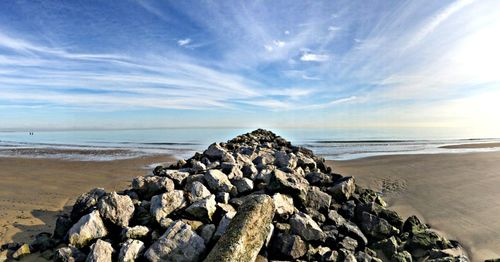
<box><xmin>1</xmin><ymin>129</ymin><xmax>470</xmax><ymax>261</ymax></box>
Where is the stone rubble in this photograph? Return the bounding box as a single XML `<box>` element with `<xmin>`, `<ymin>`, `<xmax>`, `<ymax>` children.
<box><xmin>1</xmin><ymin>129</ymin><xmax>471</xmax><ymax>261</ymax></box>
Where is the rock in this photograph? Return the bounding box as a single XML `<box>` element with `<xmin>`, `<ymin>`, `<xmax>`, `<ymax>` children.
<box><xmin>274</xmin><ymin>151</ymin><xmax>297</xmax><ymax>169</ymax></box>
<box><xmin>204</xmin><ymin>169</ymin><xmax>234</xmax><ymax>193</ymax></box>
<box><xmin>68</xmin><ymin>210</ymin><xmax>108</xmax><ymax>248</ymax></box>
<box><xmin>305</xmin><ymin>186</ymin><xmax>331</xmax><ymax>212</ymax></box>
<box><xmin>327</xmin><ymin>176</ymin><xmax>355</xmax><ymax>201</ymax></box>
<box><xmin>204</xmin><ymin>195</ymin><xmax>275</xmax><ymax>262</ymax></box>
<box><xmin>406</xmin><ymin>230</ymin><xmax>449</xmax><ymax>253</ymax></box>
<box><xmin>0</xmin><ymin>250</ymin><xmax>7</xmax><ymax>262</ymax></box>
<box><xmin>272</xmin><ymin>193</ymin><xmax>295</xmax><ymax>219</ymax></box>
<box><xmin>185</xmin><ymin>194</ymin><xmax>217</xmax><ymax>222</ymax></box>
<box><xmin>118</xmin><ymin>239</ymin><xmax>145</xmax><ymax>262</ymax></box>
<box><xmin>29</xmin><ymin>232</ymin><xmax>57</xmax><ymax>252</ymax></box>
<box><xmin>70</xmin><ymin>188</ymin><xmax>106</xmax><ymax>221</ymax></box>
<box><xmin>188</xmin><ymin>181</ymin><xmax>212</xmax><ymax>202</ymax></box>
<box><xmin>402</xmin><ymin>215</ymin><xmax>427</xmax><ymax>235</ymax></box>
<box><xmin>98</xmin><ymin>192</ymin><xmax>135</xmax><ymax>228</ymax></box>
<box><xmin>372</xmin><ymin>236</ymin><xmax>398</xmax><ymax>257</ymax></box>
<box><xmin>132</xmin><ymin>176</ymin><xmax>175</xmax><ymax>199</ymax></box>
<box><xmin>144</xmin><ymin>220</ymin><xmax>206</xmax><ymax>262</ymax></box>
<box><xmin>241</xmin><ymin>163</ymin><xmax>258</xmax><ymax>179</ymax></box>
<box><xmin>150</xmin><ymin>190</ymin><xmax>186</xmax><ymax>224</ymax></box>
<box><xmin>343</xmin><ymin>221</ymin><xmax>369</xmax><ymax>247</ymax></box>
<box><xmin>231</xmin><ymin>177</ymin><xmax>254</xmax><ymax>195</ymax></box>
<box><xmin>86</xmin><ymin>239</ymin><xmax>114</xmax><ymax>262</ymax></box>
<box><xmin>11</xmin><ymin>243</ymin><xmax>30</xmax><ymax>260</ymax></box>
<box><xmin>53</xmin><ymin>214</ymin><xmax>73</xmax><ymax>240</ymax></box>
<box><xmin>163</xmin><ymin>170</ymin><xmax>190</xmax><ymax>187</ymax></box>
<box><xmin>268</xmin><ymin>169</ymin><xmax>309</xmax><ymax>204</ymax></box>
<box><xmin>340</xmin><ymin>236</ymin><xmax>358</xmax><ymax>251</ymax></box>
<box><xmin>213</xmin><ymin>212</ymin><xmax>236</xmax><ymax>239</ymax></box>
<box><xmin>270</xmin><ymin>233</ymin><xmax>307</xmax><ymax>259</ymax></box>
<box><xmin>199</xmin><ymin>224</ymin><xmax>216</xmax><ymax>244</ymax></box>
<box><xmin>121</xmin><ymin>225</ymin><xmax>149</xmax><ymax>240</ymax></box>
<box><xmin>215</xmin><ymin>192</ymin><xmax>230</xmax><ymax>204</ymax></box>
<box><xmin>289</xmin><ymin>212</ymin><xmax>324</xmax><ymax>241</ymax></box>
<box><xmin>360</xmin><ymin>211</ymin><xmax>399</xmax><ymax>240</ymax></box>
<box><xmin>204</xmin><ymin>143</ymin><xmax>228</xmax><ymax>160</ymax></box>
<box><xmin>391</xmin><ymin>251</ymin><xmax>413</xmax><ymax>262</ymax></box>
<box><xmin>54</xmin><ymin>246</ymin><xmax>86</xmax><ymax>262</ymax></box>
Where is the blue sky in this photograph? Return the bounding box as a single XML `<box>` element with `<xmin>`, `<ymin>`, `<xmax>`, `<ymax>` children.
<box><xmin>0</xmin><ymin>0</ymin><xmax>499</xmax><ymax>133</ymax></box>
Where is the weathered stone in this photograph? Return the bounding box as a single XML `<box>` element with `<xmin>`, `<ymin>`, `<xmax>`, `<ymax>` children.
<box><xmin>204</xmin><ymin>169</ymin><xmax>234</xmax><ymax>193</ymax></box>
<box><xmin>150</xmin><ymin>190</ymin><xmax>186</xmax><ymax>224</ymax></box>
<box><xmin>289</xmin><ymin>212</ymin><xmax>324</xmax><ymax>241</ymax></box>
<box><xmin>144</xmin><ymin>220</ymin><xmax>206</xmax><ymax>262</ymax></box>
<box><xmin>360</xmin><ymin>211</ymin><xmax>399</xmax><ymax>240</ymax></box>
<box><xmin>198</xmin><ymin>224</ymin><xmax>216</xmax><ymax>244</ymax></box>
<box><xmin>372</xmin><ymin>236</ymin><xmax>398</xmax><ymax>257</ymax></box>
<box><xmin>163</xmin><ymin>170</ymin><xmax>190</xmax><ymax>187</ymax></box>
<box><xmin>213</xmin><ymin>211</ymin><xmax>236</xmax><ymax>239</ymax></box>
<box><xmin>54</xmin><ymin>246</ymin><xmax>86</xmax><ymax>262</ymax></box>
<box><xmin>204</xmin><ymin>195</ymin><xmax>275</xmax><ymax>262</ymax></box>
<box><xmin>272</xmin><ymin>193</ymin><xmax>295</xmax><ymax>219</ymax></box>
<box><xmin>68</xmin><ymin>210</ymin><xmax>108</xmax><ymax>248</ymax></box>
<box><xmin>215</xmin><ymin>192</ymin><xmax>230</xmax><ymax>204</ymax></box>
<box><xmin>231</xmin><ymin>177</ymin><xmax>254</xmax><ymax>195</ymax></box>
<box><xmin>204</xmin><ymin>143</ymin><xmax>228</xmax><ymax>160</ymax></box>
<box><xmin>181</xmin><ymin>219</ymin><xmax>204</xmax><ymax>231</ymax></box>
<box><xmin>340</xmin><ymin>236</ymin><xmax>358</xmax><ymax>251</ymax></box>
<box><xmin>270</xmin><ymin>233</ymin><xmax>307</xmax><ymax>259</ymax></box>
<box><xmin>403</xmin><ymin>215</ymin><xmax>427</xmax><ymax>235</ymax></box>
<box><xmin>86</xmin><ymin>239</ymin><xmax>114</xmax><ymax>262</ymax></box>
<box><xmin>118</xmin><ymin>239</ymin><xmax>145</xmax><ymax>262</ymax></box>
<box><xmin>70</xmin><ymin>188</ymin><xmax>106</xmax><ymax>221</ymax></box>
<box><xmin>98</xmin><ymin>192</ymin><xmax>135</xmax><ymax>228</ymax></box>
<box><xmin>406</xmin><ymin>230</ymin><xmax>449</xmax><ymax>253</ymax></box>
<box><xmin>185</xmin><ymin>194</ymin><xmax>217</xmax><ymax>221</ymax></box>
<box><xmin>268</xmin><ymin>169</ymin><xmax>309</xmax><ymax>204</ymax></box>
<box><xmin>11</xmin><ymin>243</ymin><xmax>30</xmax><ymax>260</ymax></box>
<box><xmin>391</xmin><ymin>251</ymin><xmax>413</xmax><ymax>262</ymax></box>
<box><xmin>241</xmin><ymin>163</ymin><xmax>258</xmax><ymax>179</ymax></box>
<box><xmin>132</xmin><ymin>176</ymin><xmax>174</xmax><ymax>199</ymax></box>
<box><xmin>188</xmin><ymin>181</ymin><xmax>211</xmax><ymax>202</ymax></box>
<box><xmin>274</xmin><ymin>151</ymin><xmax>297</xmax><ymax>169</ymax></box>
<box><xmin>29</xmin><ymin>232</ymin><xmax>57</xmax><ymax>252</ymax></box>
<box><xmin>305</xmin><ymin>186</ymin><xmax>332</xmax><ymax>212</ymax></box>
<box><xmin>327</xmin><ymin>176</ymin><xmax>355</xmax><ymax>201</ymax></box>
<box><xmin>121</xmin><ymin>225</ymin><xmax>149</xmax><ymax>240</ymax></box>
<box><xmin>53</xmin><ymin>214</ymin><xmax>73</xmax><ymax>240</ymax></box>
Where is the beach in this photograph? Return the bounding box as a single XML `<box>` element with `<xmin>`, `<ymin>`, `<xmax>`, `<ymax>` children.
<box><xmin>0</xmin><ymin>155</ymin><xmax>175</xmax><ymax>251</ymax></box>
<box><xmin>330</xmin><ymin>151</ymin><xmax>500</xmax><ymax>261</ymax></box>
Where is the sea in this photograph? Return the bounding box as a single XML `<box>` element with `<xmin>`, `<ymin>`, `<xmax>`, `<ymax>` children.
<box><xmin>0</xmin><ymin>128</ymin><xmax>499</xmax><ymax>161</ymax></box>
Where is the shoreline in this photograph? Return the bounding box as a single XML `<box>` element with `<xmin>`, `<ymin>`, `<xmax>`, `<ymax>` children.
<box><xmin>329</xmin><ymin>151</ymin><xmax>500</xmax><ymax>261</ymax></box>
<box><xmin>0</xmin><ymin>155</ymin><xmax>176</xmax><ymax>249</ymax></box>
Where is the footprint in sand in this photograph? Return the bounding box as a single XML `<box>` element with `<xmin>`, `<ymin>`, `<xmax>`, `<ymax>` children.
<box><xmin>380</xmin><ymin>177</ymin><xmax>408</xmax><ymax>195</ymax></box>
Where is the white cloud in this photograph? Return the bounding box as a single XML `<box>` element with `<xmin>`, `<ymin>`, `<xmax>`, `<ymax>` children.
<box><xmin>264</xmin><ymin>40</ymin><xmax>285</xmax><ymax>52</ymax></box>
<box><xmin>284</xmin><ymin>30</ymin><xmax>290</xmax><ymax>35</ymax></box>
<box><xmin>328</xmin><ymin>26</ymin><xmax>341</xmax><ymax>32</ymax></box>
<box><xmin>300</xmin><ymin>52</ymin><xmax>329</xmax><ymax>62</ymax></box>
<box><xmin>177</xmin><ymin>38</ymin><xmax>191</xmax><ymax>46</ymax></box>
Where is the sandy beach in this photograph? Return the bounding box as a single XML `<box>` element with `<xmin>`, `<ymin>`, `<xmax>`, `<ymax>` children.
<box><xmin>330</xmin><ymin>151</ymin><xmax>500</xmax><ymax>261</ymax></box>
<box><xmin>0</xmin><ymin>155</ymin><xmax>175</xmax><ymax>251</ymax></box>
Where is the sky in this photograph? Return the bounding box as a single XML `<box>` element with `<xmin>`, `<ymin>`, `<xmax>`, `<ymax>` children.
<box><xmin>0</xmin><ymin>0</ymin><xmax>499</xmax><ymax>134</ymax></box>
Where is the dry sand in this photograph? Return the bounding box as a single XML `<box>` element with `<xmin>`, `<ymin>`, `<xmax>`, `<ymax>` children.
<box><xmin>329</xmin><ymin>151</ymin><xmax>500</xmax><ymax>261</ymax></box>
<box><xmin>0</xmin><ymin>155</ymin><xmax>175</xmax><ymax>251</ymax></box>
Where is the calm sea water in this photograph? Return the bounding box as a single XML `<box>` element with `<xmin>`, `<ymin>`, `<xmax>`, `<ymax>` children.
<box><xmin>0</xmin><ymin>128</ymin><xmax>499</xmax><ymax>161</ymax></box>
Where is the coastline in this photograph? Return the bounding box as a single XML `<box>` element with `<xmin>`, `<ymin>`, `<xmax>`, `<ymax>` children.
<box><xmin>0</xmin><ymin>155</ymin><xmax>175</xmax><ymax>249</ymax></box>
<box><xmin>329</xmin><ymin>151</ymin><xmax>500</xmax><ymax>261</ymax></box>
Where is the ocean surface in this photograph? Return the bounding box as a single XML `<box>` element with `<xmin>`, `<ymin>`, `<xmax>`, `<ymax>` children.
<box><xmin>0</xmin><ymin>128</ymin><xmax>499</xmax><ymax>161</ymax></box>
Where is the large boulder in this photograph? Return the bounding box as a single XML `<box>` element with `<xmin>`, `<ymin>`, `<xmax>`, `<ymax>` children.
<box><xmin>118</xmin><ymin>239</ymin><xmax>145</xmax><ymax>262</ymax></box>
<box><xmin>327</xmin><ymin>176</ymin><xmax>355</xmax><ymax>201</ymax></box>
<box><xmin>270</xmin><ymin>233</ymin><xmax>307</xmax><ymax>259</ymax></box>
<box><xmin>188</xmin><ymin>181</ymin><xmax>212</xmax><ymax>202</ymax></box>
<box><xmin>204</xmin><ymin>169</ymin><xmax>235</xmax><ymax>193</ymax></box>
<box><xmin>54</xmin><ymin>246</ymin><xmax>87</xmax><ymax>262</ymax></box>
<box><xmin>132</xmin><ymin>176</ymin><xmax>175</xmax><ymax>199</ymax></box>
<box><xmin>290</xmin><ymin>212</ymin><xmax>324</xmax><ymax>241</ymax></box>
<box><xmin>204</xmin><ymin>195</ymin><xmax>275</xmax><ymax>262</ymax></box>
<box><xmin>272</xmin><ymin>193</ymin><xmax>295</xmax><ymax>219</ymax></box>
<box><xmin>268</xmin><ymin>169</ymin><xmax>309</xmax><ymax>204</ymax></box>
<box><xmin>67</xmin><ymin>210</ymin><xmax>108</xmax><ymax>248</ymax></box>
<box><xmin>86</xmin><ymin>239</ymin><xmax>114</xmax><ymax>262</ymax></box>
<box><xmin>144</xmin><ymin>220</ymin><xmax>206</xmax><ymax>262</ymax></box>
<box><xmin>98</xmin><ymin>192</ymin><xmax>135</xmax><ymax>228</ymax></box>
<box><xmin>150</xmin><ymin>190</ymin><xmax>186</xmax><ymax>224</ymax></box>
<box><xmin>185</xmin><ymin>194</ymin><xmax>217</xmax><ymax>222</ymax></box>
<box><xmin>70</xmin><ymin>188</ymin><xmax>106</xmax><ymax>221</ymax></box>
<box><xmin>359</xmin><ymin>211</ymin><xmax>399</xmax><ymax>240</ymax></box>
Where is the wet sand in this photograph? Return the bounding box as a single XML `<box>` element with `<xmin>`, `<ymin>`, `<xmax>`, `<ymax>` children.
<box><xmin>440</xmin><ymin>142</ymin><xmax>500</xmax><ymax>149</ymax></box>
<box><xmin>0</xmin><ymin>155</ymin><xmax>175</xmax><ymax>250</ymax></box>
<box><xmin>329</xmin><ymin>151</ymin><xmax>500</xmax><ymax>262</ymax></box>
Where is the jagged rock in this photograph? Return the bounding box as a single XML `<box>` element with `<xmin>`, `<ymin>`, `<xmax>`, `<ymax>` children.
<box><xmin>215</xmin><ymin>192</ymin><xmax>230</xmax><ymax>204</ymax></box>
<box><xmin>402</xmin><ymin>215</ymin><xmax>428</xmax><ymax>235</ymax></box>
<box><xmin>270</xmin><ymin>233</ymin><xmax>307</xmax><ymax>259</ymax></box>
<box><xmin>150</xmin><ymin>190</ymin><xmax>186</xmax><ymax>224</ymax></box>
<box><xmin>360</xmin><ymin>211</ymin><xmax>399</xmax><ymax>240</ymax></box>
<box><xmin>118</xmin><ymin>239</ymin><xmax>145</xmax><ymax>262</ymax></box>
<box><xmin>204</xmin><ymin>169</ymin><xmax>235</xmax><ymax>193</ymax></box>
<box><xmin>327</xmin><ymin>176</ymin><xmax>355</xmax><ymax>201</ymax></box>
<box><xmin>199</xmin><ymin>224</ymin><xmax>216</xmax><ymax>244</ymax></box>
<box><xmin>11</xmin><ymin>243</ymin><xmax>30</xmax><ymax>260</ymax></box>
<box><xmin>163</xmin><ymin>170</ymin><xmax>190</xmax><ymax>187</ymax></box>
<box><xmin>372</xmin><ymin>236</ymin><xmax>398</xmax><ymax>257</ymax></box>
<box><xmin>54</xmin><ymin>246</ymin><xmax>86</xmax><ymax>262</ymax></box>
<box><xmin>98</xmin><ymin>192</ymin><xmax>135</xmax><ymax>228</ymax></box>
<box><xmin>204</xmin><ymin>195</ymin><xmax>275</xmax><ymax>262</ymax></box>
<box><xmin>213</xmin><ymin>211</ymin><xmax>236</xmax><ymax>239</ymax></box>
<box><xmin>305</xmin><ymin>186</ymin><xmax>331</xmax><ymax>212</ymax></box>
<box><xmin>357</xmin><ymin>202</ymin><xmax>403</xmax><ymax>229</ymax></box>
<box><xmin>272</xmin><ymin>193</ymin><xmax>295</xmax><ymax>219</ymax></box>
<box><xmin>86</xmin><ymin>239</ymin><xmax>114</xmax><ymax>262</ymax></box>
<box><xmin>405</xmin><ymin>230</ymin><xmax>450</xmax><ymax>254</ymax></box>
<box><xmin>340</xmin><ymin>236</ymin><xmax>358</xmax><ymax>251</ymax></box>
<box><xmin>68</xmin><ymin>210</ymin><xmax>108</xmax><ymax>248</ymax></box>
<box><xmin>305</xmin><ymin>172</ymin><xmax>335</xmax><ymax>186</ymax></box>
<box><xmin>54</xmin><ymin>214</ymin><xmax>73</xmax><ymax>240</ymax></box>
<box><xmin>188</xmin><ymin>181</ymin><xmax>211</xmax><ymax>202</ymax></box>
<box><xmin>241</xmin><ymin>163</ymin><xmax>258</xmax><ymax>179</ymax></box>
<box><xmin>290</xmin><ymin>212</ymin><xmax>324</xmax><ymax>241</ymax></box>
<box><xmin>70</xmin><ymin>188</ymin><xmax>106</xmax><ymax>221</ymax></box>
<box><xmin>132</xmin><ymin>176</ymin><xmax>174</xmax><ymax>199</ymax></box>
<box><xmin>391</xmin><ymin>251</ymin><xmax>413</xmax><ymax>262</ymax></box>
<box><xmin>121</xmin><ymin>225</ymin><xmax>149</xmax><ymax>240</ymax></box>
<box><xmin>185</xmin><ymin>194</ymin><xmax>217</xmax><ymax>221</ymax></box>
<box><xmin>144</xmin><ymin>220</ymin><xmax>206</xmax><ymax>262</ymax></box>
<box><xmin>231</xmin><ymin>177</ymin><xmax>254</xmax><ymax>195</ymax></box>
<box><xmin>204</xmin><ymin>143</ymin><xmax>228</xmax><ymax>160</ymax></box>
<box><xmin>268</xmin><ymin>169</ymin><xmax>309</xmax><ymax>204</ymax></box>
<box><xmin>29</xmin><ymin>232</ymin><xmax>57</xmax><ymax>252</ymax></box>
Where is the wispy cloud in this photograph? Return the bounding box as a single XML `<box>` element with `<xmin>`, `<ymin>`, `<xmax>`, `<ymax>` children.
<box><xmin>177</xmin><ymin>38</ymin><xmax>191</xmax><ymax>46</ymax></box>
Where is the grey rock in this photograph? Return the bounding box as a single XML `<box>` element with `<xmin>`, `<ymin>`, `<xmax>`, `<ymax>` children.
<box><xmin>118</xmin><ymin>239</ymin><xmax>145</xmax><ymax>262</ymax></box>
<box><xmin>185</xmin><ymin>194</ymin><xmax>217</xmax><ymax>221</ymax></box>
<box><xmin>54</xmin><ymin>246</ymin><xmax>86</xmax><ymax>262</ymax></box>
<box><xmin>150</xmin><ymin>190</ymin><xmax>186</xmax><ymax>224</ymax></box>
<box><xmin>272</xmin><ymin>193</ymin><xmax>295</xmax><ymax>219</ymax></box>
<box><xmin>53</xmin><ymin>214</ymin><xmax>73</xmax><ymax>240</ymax></box>
<box><xmin>68</xmin><ymin>210</ymin><xmax>108</xmax><ymax>248</ymax></box>
<box><xmin>204</xmin><ymin>169</ymin><xmax>234</xmax><ymax>193</ymax></box>
<box><xmin>360</xmin><ymin>211</ymin><xmax>399</xmax><ymax>240</ymax></box>
<box><xmin>86</xmin><ymin>239</ymin><xmax>114</xmax><ymax>262</ymax></box>
<box><xmin>199</xmin><ymin>224</ymin><xmax>216</xmax><ymax>244</ymax></box>
<box><xmin>215</xmin><ymin>192</ymin><xmax>230</xmax><ymax>204</ymax></box>
<box><xmin>132</xmin><ymin>176</ymin><xmax>174</xmax><ymax>199</ymax></box>
<box><xmin>290</xmin><ymin>212</ymin><xmax>324</xmax><ymax>241</ymax></box>
<box><xmin>372</xmin><ymin>236</ymin><xmax>398</xmax><ymax>257</ymax></box>
<box><xmin>213</xmin><ymin>211</ymin><xmax>236</xmax><ymax>239</ymax></box>
<box><xmin>163</xmin><ymin>170</ymin><xmax>190</xmax><ymax>187</ymax></box>
<box><xmin>144</xmin><ymin>220</ymin><xmax>206</xmax><ymax>262</ymax></box>
<box><xmin>30</xmin><ymin>232</ymin><xmax>57</xmax><ymax>252</ymax></box>
<box><xmin>204</xmin><ymin>195</ymin><xmax>275</xmax><ymax>262</ymax></box>
<box><xmin>70</xmin><ymin>188</ymin><xmax>106</xmax><ymax>221</ymax></box>
<box><xmin>231</xmin><ymin>177</ymin><xmax>254</xmax><ymax>195</ymax></box>
<box><xmin>271</xmin><ymin>233</ymin><xmax>307</xmax><ymax>259</ymax></box>
<box><xmin>274</xmin><ymin>151</ymin><xmax>297</xmax><ymax>169</ymax></box>
<box><xmin>305</xmin><ymin>186</ymin><xmax>331</xmax><ymax>212</ymax></box>
<box><xmin>391</xmin><ymin>251</ymin><xmax>412</xmax><ymax>262</ymax></box>
<box><xmin>98</xmin><ymin>192</ymin><xmax>135</xmax><ymax>228</ymax></box>
<box><xmin>340</xmin><ymin>236</ymin><xmax>358</xmax><ymax>251</ymax></box>
<box><xmin>327</xmin><ymin>176</ymin><xmax>356</xmax><ymax>201</ymax></box>
<box><xmin>121</xmin><ymin>225</ymin><xmax>149</xmax><ymax>240</ymax></box>
<box><xmin>268</xmin><ymin>169</ymin><xmax>309</xmax><ymax>204</ymax></box>
<box><xmin>188</xmin><ymin>181</ymin><xmax>211</xmax><ymax>202</ymax></box>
